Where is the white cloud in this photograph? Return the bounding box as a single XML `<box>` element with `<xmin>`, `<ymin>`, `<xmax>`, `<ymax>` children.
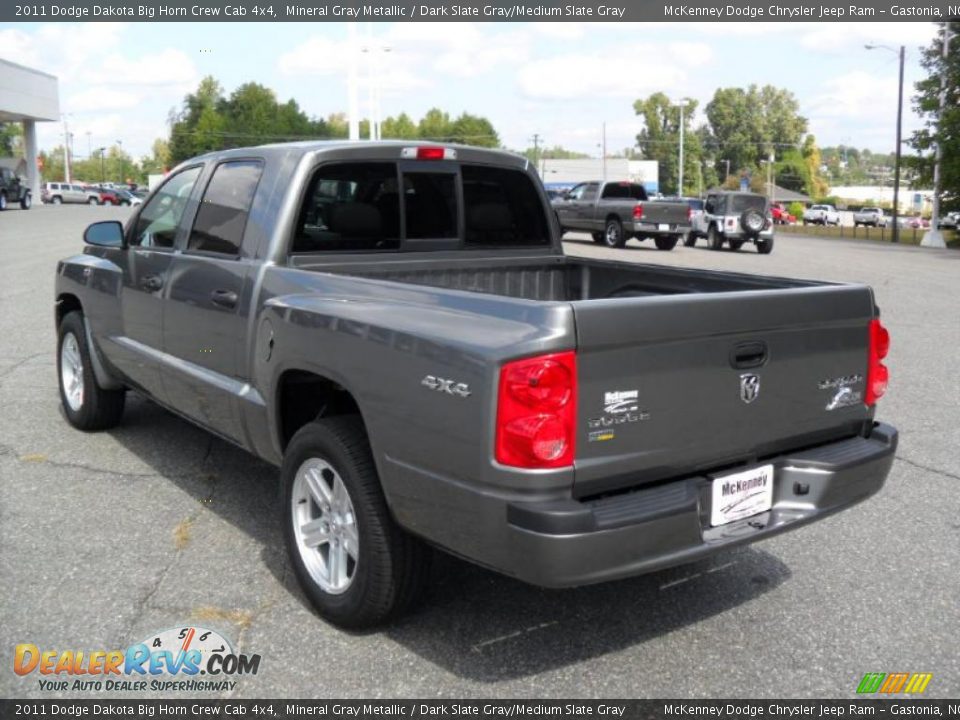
<box><xmin>799</xmin><ymin>22</ymin><xmax>937</xmax><ymax>52</ymax></box>
<box><xmin>67</xmin><ymin>88</ymin><xmax>141</xmax><ymax>113</ymax></box>
<box><xmin>806</xmin><ymin>70</ymin><xmax>898</xmax><ymax>120</ymax></box>
<box><xmin>517</xmin><ymin>48</ymin><xmax>689</xmax><ymax>100</ymax></box>
<box><xmin>98</xmin><ymin>48</ymin><xmax>198</xmax><ymax>88</ymax></box>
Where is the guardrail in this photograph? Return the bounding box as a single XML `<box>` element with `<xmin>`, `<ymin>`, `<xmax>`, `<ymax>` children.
<box><xmin>777</xmin><ymin>223</ymin><xmax>957</xmax><ymax>246</ymax></box>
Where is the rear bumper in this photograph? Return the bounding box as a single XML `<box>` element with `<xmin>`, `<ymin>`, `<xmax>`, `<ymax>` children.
<box><xmin>632</xmin><ymin>221</ymin><xmax>684</xmax><ymax>235</ymax></box>
<box><xmin>500</xmin><ymin>423</ymin><xmax>897</xmax><ymax>587</ymax></box>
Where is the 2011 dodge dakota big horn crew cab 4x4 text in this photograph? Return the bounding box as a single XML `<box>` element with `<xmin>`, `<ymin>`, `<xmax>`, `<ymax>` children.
<box><xmin>56</xmin><ymin>142</ymin><xmax>897</xmax><ymax>628</ymax></box>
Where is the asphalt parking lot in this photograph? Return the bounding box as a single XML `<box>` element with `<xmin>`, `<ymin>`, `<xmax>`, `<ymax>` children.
<box><xmin>1</xmin><ymin>206</ymin><xmax>958</xmax><ymax>699</ymax></box>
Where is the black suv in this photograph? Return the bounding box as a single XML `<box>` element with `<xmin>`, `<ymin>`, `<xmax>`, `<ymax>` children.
<box><xmin>0</xmin><ymin>166</ymin><xmax>32</xmax><ymax>210</ymax></box>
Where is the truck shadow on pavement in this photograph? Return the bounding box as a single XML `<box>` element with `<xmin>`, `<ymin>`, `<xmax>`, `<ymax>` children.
<box><xmin>109</xmin><ymin>396</ymin><xmax>791</xmax><ymax>682</ymax></box>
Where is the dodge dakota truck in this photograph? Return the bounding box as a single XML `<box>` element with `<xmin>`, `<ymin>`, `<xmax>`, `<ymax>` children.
<box><xmin>55</xmin><ymin>142</ymin><xmax>897</xmax><ymax>628</ymax></box>
<box><xmin>555</xmin><ymin>180</ymin><xmax>690</xmax><ymax>250</ymax></box>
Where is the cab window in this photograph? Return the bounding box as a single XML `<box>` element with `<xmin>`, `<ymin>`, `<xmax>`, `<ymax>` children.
<box><xmin>131</xmin><ymin>166</ymin><xmax>202</xmax><ymax>249</ymax></box>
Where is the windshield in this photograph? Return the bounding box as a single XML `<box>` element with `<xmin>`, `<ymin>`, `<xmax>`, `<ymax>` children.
<box><xmin>730</xmin><ymin>195</ymin><xmax>767</xmax><ymax>213</ymax></box>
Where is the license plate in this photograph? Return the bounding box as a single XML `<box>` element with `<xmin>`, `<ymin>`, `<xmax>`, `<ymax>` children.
<box><xmin>710</xmin><ymin>464</ymin><xmax>774</xmax><ymax>527</ymax></box>
<box><xmin>657</xmin><ymin>223</ymin><xmax>670</xmax><ymax>231</ymax></box>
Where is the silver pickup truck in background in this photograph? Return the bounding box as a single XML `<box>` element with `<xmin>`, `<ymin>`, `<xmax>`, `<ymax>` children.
<box><xmin>555</xmin><ymin>180</ymin><xmax>690</xmax><ymax>250</ymax></box>
<box><xmin>56</xmin><ymin>142</ymin><xmax>896</xmax><ymax>627</ymax></box>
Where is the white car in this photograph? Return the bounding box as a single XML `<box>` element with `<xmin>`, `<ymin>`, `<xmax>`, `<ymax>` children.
<box><xmin>853</xmin><ymin>207</ymin><xmax>888</xmax><ymax>227</ymax></box>
<box><xmin>803</xmin><ymin>204</ymin><xmax>840</xmax><ymax>226</ymax></box>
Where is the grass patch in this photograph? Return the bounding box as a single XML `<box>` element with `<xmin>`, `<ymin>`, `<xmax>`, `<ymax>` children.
<box><xmin>778</xmin><ymin>224</ymin><xmax>959</xmax><ymax>247</ymax></box>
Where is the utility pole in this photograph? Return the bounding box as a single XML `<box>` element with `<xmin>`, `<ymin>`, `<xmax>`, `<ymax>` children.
<box><xmin>923</xmin><ymin>24</ymin><xmax>954</xmax><ymax>248</ymax></box>
<box><xmin>722</xmin><ymin>158</ymin><xmax>731</xmax><ymax>185</ymax></box>
<box><xmin>865</xmin><ymin>43</ymin><xmax>905</xmax><ymax>242</ymax></box>
<box><xmin>62</xmin><ymin>115</ymin><xmax>71</xmax><ymax>183</ymax></box>
<box><xmin>347</xmin><ymin>23</ymin><xmax>360</xmax><ymax>141</ymax></box>
<box><xmin>531</xmin><ymin>133</ymin><xmax>541</xmax><ymax>175</ymax></box>
<box><xmin>676</xmin><ymin>101</ymin><xmax>687</xmax><ymax>196</ymax></box>
<box><xmin>601</xmin><ymin>123</ymin><xmax>607</xmax><ymax>182</ymax></box>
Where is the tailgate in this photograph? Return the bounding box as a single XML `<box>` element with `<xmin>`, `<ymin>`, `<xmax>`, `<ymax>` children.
<box><xmin>571</xmin><ymin>285</ymin><xmax>876</xmax><ymax>497</ymax></box>
<box><xmin>641</xmin><ymin>202</ymin><xmax>689</xmax><ymax>226</ymax></box>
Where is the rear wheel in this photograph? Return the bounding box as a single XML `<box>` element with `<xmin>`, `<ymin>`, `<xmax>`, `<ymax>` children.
<box><xmin>728</xmin><ymin>239</ymin><xmax>744</xmax><ymax>251</ymax></box>
<box><xmin>57</xmin><ymin>311</ymin><xmax>125</xmax><ymax>431</ymax></box>
<box><xmin>603</xmin><ymin>218</ymin><xmax>626</xmax><ymax>249</ymax></box>
<box><xmin>757</xmin><ymin>237</ymin><xmax>774</xmax><ymax>255</ymax></box>
<box><xmin>708</xmin><ymin>225</ymin><xmax>724</xmax><ymax>250</ymax></box>
<box><xmin>282</xmin><ymin>417</ymin><xmax>431</xmax><ymax>628</ymax></box>
<box><xmin>0</xmin><ymin>192</ymin><xmax>7</xmax><ymax>211</ymax></box>
<box><xmin>52</xmin><ymin>196</ymin><xmax>62</xmax><ymax>205</ymax></box>
<box><xmin>683</xmin><ymin>232</ymin><xmax>697</xmax><ymax>247</ymax></box>
<box><xmin>20</xmin><ymin>193</ymin><xmax>31</xmax><ymax>210</ymax></box>
<box><xmin>88</xmin><ymin>197</ymin><xmax>99</xmax><ymax>205</ymax></box>
<box><xmin>655</xmin><ymin>236</ymin><xmax>678</xmax><ymax>251</ymax></box>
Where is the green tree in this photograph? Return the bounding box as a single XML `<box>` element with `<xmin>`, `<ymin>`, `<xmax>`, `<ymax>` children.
<box><xmin>169</xmin><ymin>76</ymin><xmax>226</xmax><ymax>163</ymax></box>
<box><xmin>418</xmin><ymin>108</ymin><xmax>453</xmax><ymax>141</ymax></box>
<box><xmin>909</xmin><ymin>22</ymin><xmax>960</xmax><ymax>211</ymax></box>
<box><xmin>1</xmin><ymin>122</ymin><xmax>23</xmax><ymax>156</ymax></box>
<box><xmin>381</xmin><ymin>112</ymin><xmax>418</xmax><ymax>140</ymax></box>
<box><xmin>634</xmin><ymin>92</ymin><xmax>703</xmax><ymax>195</ymax></box>
<box><xmin>448</xmin><ymin>112</ymin><xmax>499</xmax><ymax>147</ymax></box>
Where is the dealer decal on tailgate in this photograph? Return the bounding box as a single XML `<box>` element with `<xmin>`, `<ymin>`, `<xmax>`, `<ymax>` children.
<box><xmin>710</xmin><ymin>464</ymin><xmax>774</xmax><ymax>526</ymax></box>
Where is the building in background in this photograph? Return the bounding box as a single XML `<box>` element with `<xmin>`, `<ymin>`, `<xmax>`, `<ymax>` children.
<box><xmin>830</xmin><ymin>185</ymin><xmax>932</xmax><ymax>214</ymax></box>
<box><xmin>540</xmin><ymin>158</ymin><xmax>660</xmax><ymax>195</ymax></box>
<box><xmin>0</xmin><ymin>59</ymin><xmax>60</xmax><ymax>201</ymax></box>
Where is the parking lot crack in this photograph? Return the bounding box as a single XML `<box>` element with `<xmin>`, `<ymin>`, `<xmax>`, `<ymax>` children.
<box><xmin>895</xmin><ymin>454</ymin><xmax>960</xmax><ymax>482</ymax></box>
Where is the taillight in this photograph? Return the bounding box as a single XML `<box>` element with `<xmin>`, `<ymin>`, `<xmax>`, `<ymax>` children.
<box><xmin>633</xmin><ymin>204</ymin><xmax>644</xmax><ymax>220</ymax></box>
<box><xmin>865</xmin><ymin>318</ymin><xmax>890</xmax><ymax>406</ymax></box>
<box><xmin>400</xmin><ymin>146</ymin><xmax>457</xmax><ymax>161</ymax></box>
<box><xmin>495</xmin><ymin>351</ymin><xmax>576</xmax><ymax>469</ymax></box>
<box><xmin>687</xmin><ymin>206</ymin><xmax>693</xmax><ymax>221</ymax></box>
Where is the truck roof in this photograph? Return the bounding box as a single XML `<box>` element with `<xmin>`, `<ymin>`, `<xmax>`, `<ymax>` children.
<box><xmin>184</xmin><ymin>140</ymin><xmax>532</xmax><ymax>171</ymax></box>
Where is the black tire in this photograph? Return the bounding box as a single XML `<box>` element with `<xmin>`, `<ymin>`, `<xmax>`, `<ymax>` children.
<box><xmin>88</xmin><ymin>197</ymin><xmax>99</xmax><ymax>205</ymax></box>
<box><xmin>708</xmin><ymin>225</ymin><xmax>724</xmax><ymax>250</ymax></box>
<box><xmin>740</xmin><ymin>209</ymin><xmax>765</xmax><ymax>234</ymax></box>
<box><xmin>52</xmin><ymin>196</ymin><xmax>62</xmax><ymax>205</ymax></box>
<box><xmin>282</xmin><ymin>417</ymin><xmax>431</xmax><ymax>628</ymax></box>
<box><xmin>728</xmin><ymin>239</ymin><xmax>744</xmax><ymax>251</ymax></box>
<box><xmin>683</xmin><ymin>232</ymin><xmax>697</xmax><ymax>247</ymax></box>
<box><xmin>757</xmin><ymin>237</ymin><xmax>774</xmax><ymax>255</ymax></box>
<box><xmin>591</xmin><ymin>232</ymin><xmax>605</xmax><ymax>244</ymax></box>
<box><xmin>0</xmin><ymin>192</ymin><xmax>7</xmax><ymax>211</ymax></box>
<box><xmin>20</xmin><ymin>193</ymin><xmax>31</xmax><ymax>210</ymax></box>
<box><xmin>57</xmin><ymin>311</ymin><xmax>125</xmax><ymax>431</ymax></box>
<box><xmin>603</xmin><ymin>217</ymin><xmax>626</xmax><ymax>248</ymax></box>
<box><xmin>655</xmin><ymin>236</ymin><xmax>678</xmax><ymax>251</ymax></box>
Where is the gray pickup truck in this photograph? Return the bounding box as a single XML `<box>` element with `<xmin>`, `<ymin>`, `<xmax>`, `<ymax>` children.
<box><xmin>555</xmin><ymin>180</ymin><xmax>690</xmax><ymax>250</ymax></box>
<box><xmin>56</xmin><ymin>142</ymin><xmax>897</xmax><ymax>628</ymax></box>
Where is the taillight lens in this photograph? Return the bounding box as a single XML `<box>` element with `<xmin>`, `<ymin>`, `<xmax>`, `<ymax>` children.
<box><xmin>687</xmin><ymin>206</ymin><xmax>693</xmax><ymax>221</ymax></box>
<box><xmin>865</xmin><ymin>318</ymin><xmax>890</xmax><ymax>406</ymax></box>
<box><xmin>495</xmin><ymin>351</ymin><xmax>576</xmax><ymax>468</ymax></box>
<box><xmin>633</xmin><ymin>204</ymin><xmax>643</xmax><ymax>220</ymax></box>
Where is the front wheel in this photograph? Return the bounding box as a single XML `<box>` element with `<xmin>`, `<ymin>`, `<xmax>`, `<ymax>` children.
<box><xmin>708</xmin><ymin>225</ymin><xmax>724</xmax><ymax>250</ymax></box>
<box><xmin>728</xmin><ymin>239</ymin><xmax>744</xmax><ymax>251</ymax></box>
<box><xmin>52</xmin><ymin>196</ymin><xmax>63</xmax><ymax>205</ymax></box>
<box><xmin>57</xmin><ymin>311</ymin><xmax>125</xmax><ymax>431</ymax></box>
<box><xmin>757</xmin><ymin>237</ymin><xmax>774</xmax><ymax>255</ymax></box>
<box><xmin>88</xmin><ymin>197</ymin><xmax>99</xmax><ymax>205</ymax></box>
<box><xmin>603</xmin><ymin>218</ymin><xmax>626</xmax><ymax>248</ymax></box>
<box><xmin>683</xmin><ymin>232</ymin><xmax>697</xmax><ymax>247</ymax></box>
<box><xmin>282</xmin><ymin>417</ymin><xmax>431</xmax><ymax>628</ymax></box>
<box><xmin>0</xmin><ymin>192</ymin><xmax>7</xmax><ymax>211</ymax></box>
<box><xmin>655</xmin><ymin>236</ymin><xmax>678</xmax><ymax>251</ymax></box>
<box><xmin>20</xmin><ymin>193</ymin><xmax>31</xmax><ymax>210</ymax></box>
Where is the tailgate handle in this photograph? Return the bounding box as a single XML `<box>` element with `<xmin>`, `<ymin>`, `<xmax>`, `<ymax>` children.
<box><xmin>731</xmin><ymin>341</ymin><xmax>768</xmax><ymax>369</ymax></box>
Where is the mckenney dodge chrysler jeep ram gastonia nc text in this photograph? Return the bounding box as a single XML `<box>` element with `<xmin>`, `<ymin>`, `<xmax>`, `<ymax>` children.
<box><xmin>55</xmin><ymin>142</ymin><xmax>897</xmax><ymax>627</ymax></box>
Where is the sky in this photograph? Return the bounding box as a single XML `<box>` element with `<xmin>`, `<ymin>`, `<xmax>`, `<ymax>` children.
<box><xmin>0</xmin><ymin>21</ymin><xmax>941</xmax><ymax>162</ymax></box>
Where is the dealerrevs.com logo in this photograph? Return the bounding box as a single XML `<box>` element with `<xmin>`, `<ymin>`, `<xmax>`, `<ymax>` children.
<box><xmin>14</xmin><ymin>626</ymin><xmax>261</xmax><ymax>693</ymax></box>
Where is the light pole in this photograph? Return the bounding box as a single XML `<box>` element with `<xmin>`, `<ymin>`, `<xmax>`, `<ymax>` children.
<box><xmin>97</xmin><ymin>147</ymin><xmax>106</xmax><ymax>183</ymax></box>
<box><xmin>866</xmin><ymin>43</ymin><xmax>905</xmax><ymax>243</ymax></box>
<box><xmin>674</xmin><ymin>99</ymin><xmax>688</xmax><ymax>196</ymax></box>
<box><xmin>923</xmin><ymin>25</ymin><xmax>955</xmax><ymax>248</ymax></box>
<box><xmin>721</xmin><ymin>158</ymin><xmax>730</xmax><ymax>186</ymax></box>
<box><xmin>61</xmin><ymin>113</ymin><xmax>72</xmax><ymax>183</ymax></box>
<box><xmin>116</xmin><ymin>140</ymin><xmax>124</xmax><ymax>186</ymax></box>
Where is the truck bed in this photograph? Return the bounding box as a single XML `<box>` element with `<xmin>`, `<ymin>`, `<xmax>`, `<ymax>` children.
<box><xmin>294</xmin><ymin>255</ymin><xmax>821</xmax><ymax>302</ymax></box>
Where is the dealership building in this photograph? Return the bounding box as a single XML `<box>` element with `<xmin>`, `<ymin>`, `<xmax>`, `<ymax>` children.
<box><xmin>0</xmin><ymin>59</ymin><xmax>60</xmax><ymax>200</ymax></box>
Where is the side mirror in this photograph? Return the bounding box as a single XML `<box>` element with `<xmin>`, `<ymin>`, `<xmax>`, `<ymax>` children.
<box><xmin>84</xmin><ymin>221</ymin><xmax>125</xmax><ymax>248</ymax></box>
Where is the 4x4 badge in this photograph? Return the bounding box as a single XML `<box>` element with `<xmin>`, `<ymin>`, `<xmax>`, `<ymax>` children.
<box><xmin>740</xmin><ymin>374</ymin><xmax>760</xmax><ymax>404</ymax></box>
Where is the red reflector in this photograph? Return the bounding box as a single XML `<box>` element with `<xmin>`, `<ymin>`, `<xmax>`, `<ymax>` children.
<box><xmin>495</xmin><ymin>351</ymin><xmax>576</xmax><ymax>469</ymax></box>
<box><xmin>865</xmin><ymin>318</ymin><xmax>890</xmax><ymax>406</ymax></box>
<box><xmin>417</xmin><ymin>147</ymin><xmax>445</xmax><ymax>160</ymax></box>
<box><xmin>633</xmin><ymin>204</ymin><xmax>644</xmax><ymax>220</ymax></box>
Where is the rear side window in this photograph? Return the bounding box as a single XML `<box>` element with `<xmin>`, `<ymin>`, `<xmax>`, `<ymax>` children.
<box><xmin>601</xmin><ymin>183</ymin><xmax>648</xmax><ymax>201</ymax></box>
<box><xmin>293</xmin><ymin>163</ymin><xmax>400</xmax><ymax>253</ymax></box>
<box><xmin>188</xmin><ymin>160</ymin><xmax>263</xmax><ymax>256</ymax></box>
<box><xmin>462</xmin><ymin>165</ymin><xmax>549</xmax><ymax>247</ymax></box>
